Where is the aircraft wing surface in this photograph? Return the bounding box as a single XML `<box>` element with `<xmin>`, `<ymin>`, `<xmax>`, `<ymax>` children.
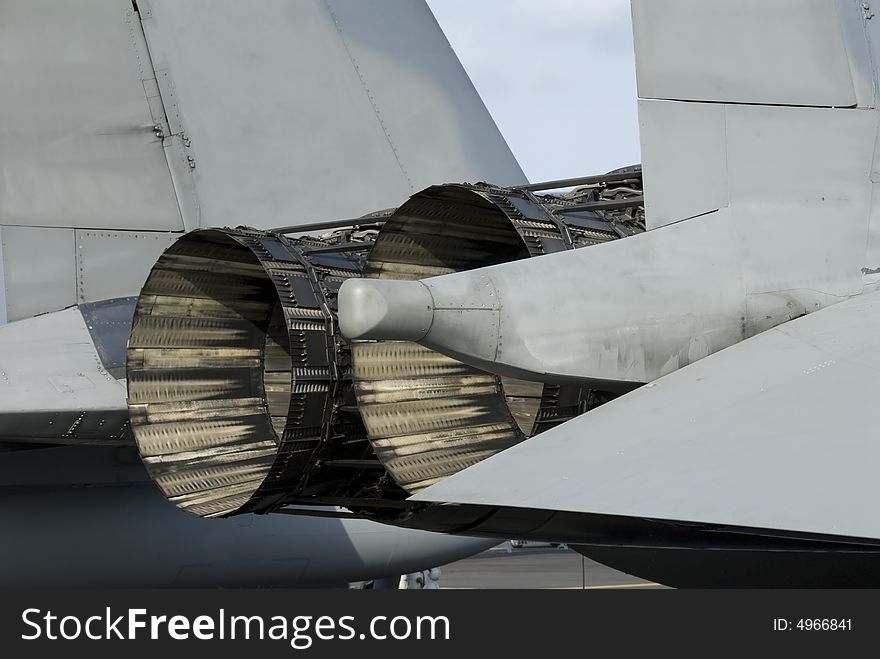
<box><xmin>411</xmin><ymin>288</ymin><xmax>880</xmax><ymax>542</ymax></box>
<box><xmin>0</xmin><ymin>303</ymin><xmax>132</xmax><ymax>446</ymax></box>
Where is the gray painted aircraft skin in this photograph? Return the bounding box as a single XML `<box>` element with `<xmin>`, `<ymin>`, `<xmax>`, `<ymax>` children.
<box><xmin>0</xmin><ymin>0</ymin><xmax>527</xmax><ymax>586</ymax></box>
<box><xmin>336</xmin><ymin>0</ymin><xmax>880</xmax><ymax>586</ymax></box>
<box><xmin>9</xmin><ymin>0</ymin><xmax>874</xmax><ymax>589</ymax></box>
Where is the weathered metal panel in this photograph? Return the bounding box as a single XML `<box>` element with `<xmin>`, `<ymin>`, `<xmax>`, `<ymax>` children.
<box><xmin>351</xmin><ymin>185</ymin><xmax>601</xmax><ymax>493</ymax></box>
<box><xmin>324</xmin><ymin>0</ymin><xmax>527</xmax><ymax>188</ymax></box>
<box><xmin>641</xmin><ymin>102</ymin><xmax>877</xmax><ymax>285</ymax></box>
<box><xmin>341</xmin><ymin>100</ymin><xmax>876</xmax><ymax>380</ymax></box>
<box><xmin>137</xmin><ymin>0</ymin><xmax>413</xmax><ymax>229</ymax></box>
<box><xmin>340</xmin><ymin>208</ymin><xmax>750</xmax><ymax>385</ymax></box>
<box><xmin>638</xmin><ymin>99</ymin><xmax>728</xmax><ymax>228</ymax></box>
<box><xmin>725</xmin><ymin>104</ymin><xmax>875</xmax><ymax>302</ymax></box>
<box><xmin>74</xmin><ymin>230</ymin><xmax>181</xmax><ymax>304</ymax></box>
<box><xmin>0</xmin><ymin>229</ymin><xmax>6</xmax><ymax>326</ymax></box>
<box><xmin>137</xmin><ymin>0</ymin><xmax>525</xmax><ymax>230</ymax></box>
<box><xmin>79</xmin><ymin>297</ymin><xmax>138</xmax><ymax>379</ymax></box>
<box><xmin>412</xmin><ymin>289</ymin><xmax>880</xmax><ymax>542</ymax></box>
<box><xmin>632</xmin><ymin>0</ymin><xmax>857</xmax><ymax>107</ymax></box>
<box><xmin>0</xmin><ymin>307</ymin><xmax>130</xmax><ymax>444</ymax></box>
<box><xmin>1</xmin><ymin>227</ymin><xmax>76</xmax><ymax>321</ymax></box>
<box><xmin>0</xmin><ymin>0</ymin><xmax>183</xmax><ymax>231</ymax></box>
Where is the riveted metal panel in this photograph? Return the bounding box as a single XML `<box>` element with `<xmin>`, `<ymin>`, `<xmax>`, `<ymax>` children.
<box><xmin>75</xmin><ymin>230</ymin><xmax>182</xmax><ymax>304</ymax></box>
<box><xmin>79</xmin><ymin>297</ymin><xmax>138</xmax><ymax>378</ymax></box>
<box><xmin>138</xmin><ymin>0</ymin><xmax>411</xmax><ymax>230</ymax></box>
<box><xmin>641</xmin><ymin>99</ymin><xmax>877</xmax><ymax>296</ymax></box>
<box><xmin>0</xmin><ymin>307</ymin><xmax>130</xmax><ymax>445</ymax></box>
<box><xmin>2</xmin><ymin>227</ymin><xmax>76</xmax><ymax>322</ymax></box>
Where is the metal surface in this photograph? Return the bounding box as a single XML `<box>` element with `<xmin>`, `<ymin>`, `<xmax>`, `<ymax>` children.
<box><xmin>555</xmin><ymin>196</ymin><xmax>644</xmax><ymax>213</ymax></box>
<box><xmin>127</xmin><ymin>181</ymin><xmax>638</xmax><ymax>515</ymax></box>
<box><xmin>340</xmin><ymin>279</ymin><xmax>434</xmax><ymax>342</ymax></box>
<box><xmin>0</xmin><ymin>229</ymin><xmax>6</xmax><ymax>326</ymax></box>
<box><xmin>354</xmin><ymin>0</ymin><xmax>880</xmax><ymax>586</ymax></box>
<box><xmin>632</xmin><ymin>0</ymin><xmax>857</xmax><ymax>107</ymax></box>
<box><xmin>516</xmin><ymin>170</ymin><xmax>643</xmax><ymax>192</ymax></box>
<box><xmin>1</xmin><ymin>0</ymin><xmax>526</xmax><ymax>322</ymax></box>
<box><xmin>351</xmin><ymin>184</ymin><xmax>625</xmax><ymax>493</ymax></box>
<box><xmin>0</xmin><ymin>307</ymin><xmax>130</xmax><ymax>445</ymax></box>
<box><xmin>16</xmin><ymin>0</ymin><xmax>880</xmax><ymax>588</ymax></box>
<box><xmin>0</xmin><ymin>0</ymin><xmax>534</xmax><ymax>586</ymax></box>
<box><xmin>0</xmin><ymin>0</ymin><xmax>184</xmax><ymax>232</ymax></box>
<box><xmin>1</xmin><ymin>227</ymin><xmax>76</xmax><ymax>322</ymax></box>
<box><xmin>341</xmin><ymin>211</ymin><xmax>746</xmax><ymax>385</ymax></box>
<box><xmin>634</xmin><ymin>1</ymin><xmax>880</xmax><ymax>244</ymax></box>
<box><xmin>74</xmin><ymin>231</ymin><xmax>181</xmax><ymax>304</ymax></box>
<box><xmin>638</xmin><ymin>100</ymin><xmax>727</xmax><ymax>228</ymax></box>
<box><xmin>321</xmin><ymin>0</ymin><xmax>526</xmax><ymax>187</ymax></box>
<box><xmin>136</xmin><ymin>0</ymin><xmax>525</xmax><ymax>231</ymax></box>
<box><xmin>725</xmin><ymin>104</ymin><xmax>873</xmax><ymax>305</ymax></box>
<box><xmin>411</xmin><ymin>289</ymin><xmax>880</xmax><ymax>542</ymax></box>
<box><xmin>640</xmin><ymin>104</ymin><xmax>879</xmax><ymax>233</ymax></box>
<box><xmin>79</xmin><ymin>297</ymin><xmax>138</xmax><ymax>378</ymax></box>
<box><xmin>127</xmin><ymin>228</ymin><xmax>390</xmax><ymax>517</ymax></box>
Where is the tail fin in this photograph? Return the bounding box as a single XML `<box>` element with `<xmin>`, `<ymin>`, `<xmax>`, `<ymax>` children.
<box><xmin>0</xmin><ymin>0</ymin><xmax>524</xmax><ymax>320</ymax></box>
<box><xmin>135</xmin><ymin>0</ymin><xmax>526</xmax><ymax>229</ymax></box>
<box><xmin>635</xmin><ymin>0</ymin><xmax>877</xmax><ymax>232</ymax></box>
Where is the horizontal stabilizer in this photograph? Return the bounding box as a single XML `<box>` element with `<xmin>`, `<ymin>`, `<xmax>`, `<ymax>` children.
<box><xmin>0</xmin><ymin>306</ymin><xmax>130</xmax><ymax>445</ymax></box>
<box><xmin>411</xmin><ymin>289</ymin><xmax>880</xmax><ymax>542</ymax></box>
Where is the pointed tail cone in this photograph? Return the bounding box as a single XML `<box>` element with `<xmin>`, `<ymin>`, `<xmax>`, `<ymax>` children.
<box><xmin>338</xmin><ymin>278</ymin><xmax>435</xmax><ymax>342</ymax></box>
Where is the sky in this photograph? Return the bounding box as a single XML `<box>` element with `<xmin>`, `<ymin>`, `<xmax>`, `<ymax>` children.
<box><xmin>426</xmin><ymin>0</ymin><xmax>641</xmax><ymax>183</ymax></box>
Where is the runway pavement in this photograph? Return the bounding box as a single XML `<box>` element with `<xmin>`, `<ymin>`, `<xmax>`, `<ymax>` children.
<box><xmin>439</xmin><ymin>543</ymin><xmax>666</xmax><ymax>589</ymax></box>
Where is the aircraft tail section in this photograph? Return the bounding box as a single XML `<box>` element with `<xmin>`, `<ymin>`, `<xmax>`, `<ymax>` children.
<box><xmin>0</xmin><ymin>0</ymin><xmax>525</xmax><ymax>322</ymax></box>
<box><xmin>635</xmin><ymin>0</ymin><xmax>878</xmax><ymax>232</ymax></box>
<box><xmin>334</xmin><ymin>1</ymin><xmax>880</xmax><ymax>387</ymax></box>
<box><xmin>135</xmin><ymin>0</ymin><xmax>526</xmax><ymax>230</ymax></box>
